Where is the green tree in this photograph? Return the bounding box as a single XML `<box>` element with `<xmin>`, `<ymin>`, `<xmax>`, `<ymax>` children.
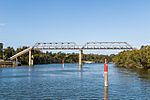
<box><xmin>4</xmin><ymin>47</ymin><xmax>15</xmax><ymax>60</ymax></box>
<box><xmin>16</xmin><ymin>46</ymin><xmax>29</xmax><ymax>64</ymax></box>
<box><xmin>113</xmin><ymin>46</ymin><xmax>150</xmax><ymax>69</ymax></box>
<box><xmin>0</xmin><ymin>43</ymin><xmax>3</xmax><ymax>59</ymax></box>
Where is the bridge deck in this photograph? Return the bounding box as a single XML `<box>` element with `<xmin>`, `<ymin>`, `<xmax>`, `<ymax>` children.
<box><xmin>10</xmin><ymin>42</ymin><xmax>133</xmax><ymax>61</ymax></box>
<box><xmin>33</xmin><ymin>42</ymin><xmax>133</xmax><ymax>50</ymax></box>
<box><xmin>10</xmin><ymin>48</ymin><xmax>32</xmax><ymax>60</ymax></box>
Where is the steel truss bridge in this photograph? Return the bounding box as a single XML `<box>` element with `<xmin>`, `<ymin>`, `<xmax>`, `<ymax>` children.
<box><xmin>33</xmin><ymin>42</ymin><xmax>133</xmax><ymax>50</ymax></box>
<box><xmin>10</xmin><ymin>42</ymin><xmax>133</xmax><ymax>66</ymax></box>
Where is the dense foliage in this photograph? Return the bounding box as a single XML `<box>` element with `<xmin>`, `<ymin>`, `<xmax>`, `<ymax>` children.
<box><xmin>0</xmin><ymin>43</ymin><xmax>3</xmax><ymax>59</ymax></box>
<box><xmin>2</xmin><ymin>45</ymin><xmax>150</xmax><ymax>69</ymax></box>
<box><xmin>113</xmin><ymin>46</ymin><xmax>150</xmax><ymax>69</ymax></box>
<box><xmin>1</xmin><ymin>46</ymin><xmax>113</xmax><ymax>65</ymax></box>
<box><xmin>33</xmin><ymin>52</ymin><xmax>112</xmax><ymax>64</ymax></box>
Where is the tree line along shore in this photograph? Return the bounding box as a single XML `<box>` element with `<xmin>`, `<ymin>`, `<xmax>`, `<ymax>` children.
<box><xmin>0</xmin><ymin>46</ymin><xmax>113</xmax><ymax>65</ymax></box>
<box><xmin>1</xmin><ymin>45</ymin><xmax>150</xmax><ymax>70</ymax></box>
<box><xmin>113</xmin><ymin>46</ymin><xmax>150</xmax><ymax>69</ymax></box>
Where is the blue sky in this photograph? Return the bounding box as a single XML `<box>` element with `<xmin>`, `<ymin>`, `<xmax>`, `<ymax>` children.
<box><xmin>0</xmin><ymin>0</ymin><xmax>150</xmax><ymax>50</ymax></box>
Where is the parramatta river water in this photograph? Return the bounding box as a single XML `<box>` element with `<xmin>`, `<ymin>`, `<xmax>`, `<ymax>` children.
<box><xmin>0</xmin><ymin>63</ymin><xmax>150</xmax><ymax>99</ymax></box>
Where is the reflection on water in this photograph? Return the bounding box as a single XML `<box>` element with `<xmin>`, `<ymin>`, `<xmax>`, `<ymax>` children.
<box><xmin>0</xmin><ymin>64</ymin><xmax>150</xmax><ymax>99</ymax></box>
<box><xmin>62</xmin><ymin>64</ymin><xmax>64</xmax><ymax>69</ymax></box>
<box><xmin>79</xmin><ymin>67</ymin><xmax>83</xmax><ymax>80</ymax></box>
<box><xmin>115</xmin><ymin>66</ymin><xmax>150</xmax><ymax>80</ymax></box>
<box><xmin>79</xmin><ymin>65</ymin><xmax>83</xmax><ymax>71</ymax></box>
<box><xmin>104</xmin><ymin>86</ymin><xmax>108</xmax><ymax>100</ymax></box>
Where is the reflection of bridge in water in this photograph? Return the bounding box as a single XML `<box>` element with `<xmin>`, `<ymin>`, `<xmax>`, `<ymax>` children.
<box><xmin>10</xmin><ymin>42</ymin><xmax>133</xmax><ymax>67</ymax></box>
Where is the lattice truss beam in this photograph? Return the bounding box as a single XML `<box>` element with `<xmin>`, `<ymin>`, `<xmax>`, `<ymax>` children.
<box><xmin>33</xmin><ymin>42</ymin><xmax>80</xmax><ymax>50</ymax></box>
<box><xmin>33</xmin><ymin>42</ymin><xmax>133</xmax><ymax>50</ymax></box>
<box><xmin>82</xmin><ymin>42</ymin><xmax>133</xmax><ymax>49</ymax></box>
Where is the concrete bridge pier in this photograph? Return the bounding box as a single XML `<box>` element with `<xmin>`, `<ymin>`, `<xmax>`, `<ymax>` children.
<box><xmin>29</xmin><ymin>50</ymin><xmax>33</xmax><ymax>66</ymax></box>
<box><xmin>31</xmin><ymin>55</ymin><xmax>34</xmax><ymax>65</ymax></box>
<box><xmin>16</xmin><ymin>58</ymin><xmax>18</xmax><ymax>66</ymax></box>
<box><xmin>79</xmin><ymin>49</ymin><xmax>83</xmax><ymax>68</ymax></box>
<box><xmin>12</xmin><ymin>61</ymin><xmax>16</xmax><ymax>67</ymax></box>
<box><xmin>12</xmin><ymin>58</ymin><xmax>18</xmax><ymax>67</ymax></box>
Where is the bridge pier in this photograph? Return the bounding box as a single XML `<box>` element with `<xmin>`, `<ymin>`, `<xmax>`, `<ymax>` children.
<box><xmin>31</xmin><ymin>55</ymin><xmax>34</xmax><ymax>65</ymax></box>
<box><xmin>12</xmin><ymin>58</ymin><xmax>17</xmax><ymax>67</ymax></box>
<box><xmin>79</xmin><ymin>49</ymin><xmax>83</xmax><ymax>68</ymax></box>
<box><xmin>12</xmin><ymin>61</ymin><xmax>16</xmax><ymax>67</ymax></box>
<box><xmin>16</xmin><ymin>58</ymin><xmax>18</xmax><ymax>66</ymax></box>
<box><xmin>29</xmin><ymin>50</ymin><xmax>33</xmax><ymax>66</ymax></box>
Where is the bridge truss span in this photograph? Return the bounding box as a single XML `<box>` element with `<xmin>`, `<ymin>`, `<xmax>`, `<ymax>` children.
<box><xmin>82</xmin><ymin>42</ymin><xmax>133</xmax><ymax>50</ymax></box>
<box><xmin>10</xmin><ymin>41</ymin><xmax>134</xmax><ymax>66</ymax></box>
<box><xmin>33</xmin><ymin>42</ymin><xmax>133</xmax><ymax>50</ymax></box>
<box><xmin>33</xmin><ymin>42</ymin><xmax>81</xmax><ymax>50</ymax></box>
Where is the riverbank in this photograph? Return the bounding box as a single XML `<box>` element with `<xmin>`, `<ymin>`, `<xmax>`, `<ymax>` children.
<box><xmin>0</xmin><ymin>60</ymin><xmax>13</xmax><ymax>68</ymax></box>
<box><xmin>113</xmin><ymin>46</ymin><xmax>150</xmax><ymax>69</ymax></box>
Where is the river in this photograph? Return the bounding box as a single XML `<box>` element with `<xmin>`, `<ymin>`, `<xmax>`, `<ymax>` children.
<box><xmin>0</xmin><ymin>63</ymin><xmax>150</xmax><ymax>99</ymax></box>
